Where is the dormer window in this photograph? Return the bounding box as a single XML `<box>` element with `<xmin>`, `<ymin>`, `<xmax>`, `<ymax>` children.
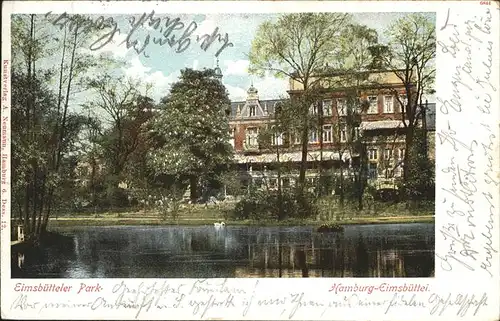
<box><xmin>249</xmin><ymin>105</ymin><xmax>256</xmax><ymax>117</ymax></box>
<box><xmin>274</xmin><ymin>102</ymin><xmax>282</xmax><ymax>114</ymax></box>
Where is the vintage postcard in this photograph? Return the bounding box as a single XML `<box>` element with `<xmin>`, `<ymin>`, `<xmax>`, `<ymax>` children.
<box><xmin>1</xmin><ymin>0</ymin><xmax>498</xmax><ymax>320</ymax></box>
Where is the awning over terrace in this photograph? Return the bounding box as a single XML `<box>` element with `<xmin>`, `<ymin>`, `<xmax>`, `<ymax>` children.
<box><xmin>361</xmin><ymin>120</ymin><xmax>404</xmax><ymax>130</ymax></box>
<box><xmin>233</xmin><ymin>150</ymin><xmax>352</xmax><ymax>164</ymax></box>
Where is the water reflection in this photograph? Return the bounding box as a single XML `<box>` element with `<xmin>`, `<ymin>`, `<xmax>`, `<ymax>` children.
<box><xmin>12</xmin><ymin>224</ymin><xmax>434</xmax><ymax>278</ymax></box>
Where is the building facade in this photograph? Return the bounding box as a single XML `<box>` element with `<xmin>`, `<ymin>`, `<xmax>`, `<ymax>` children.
<box><xmin>228</xmin><ymin>70</ymin><xmax>435</xmax><ymax>194</ymax></box>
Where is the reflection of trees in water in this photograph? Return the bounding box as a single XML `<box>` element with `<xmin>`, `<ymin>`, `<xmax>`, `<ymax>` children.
<box><xmin>238</xmin><ymin>228</ymin><xmax>434</xmax><ymax>278</ymax></box>
<box><xmin>353</xmin><ymin>235</ymin><xmax>369</xmax><ymax>277</ymax></box>
<box><xmin>14</xmin><ymin>224</ymin><xmax>435</xmax><ymax>278</ymax></box>
<box><xmin>12</xmin><ymin>235</ymin><xmax>76</xmax><ymax>278</ymax></box>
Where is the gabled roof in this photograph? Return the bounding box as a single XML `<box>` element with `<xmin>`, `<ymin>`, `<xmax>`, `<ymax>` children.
<box><xmin>230</xmin><ymin>99</ymin><xmax>285</xmax><ymax>119</ymax></box>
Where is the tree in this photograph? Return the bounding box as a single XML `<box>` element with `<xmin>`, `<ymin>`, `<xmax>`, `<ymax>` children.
<box><xmin>298</xmin><ymin>23</ymin><xmax>377</xmax><ymax>212</ymax></box>
<box><xmin>375</xmin><ymin>13</ymin><xmax>436</xmax><ymax>203</ymax></box>
<box><xmin>11</xmin><ymin>13</ymin><xmax>130</xmax><ymax>236</ymax></box>
<box><xmin>11</xmin><ymin>69</ymin><xmax>87</xmax><ymax>236</ymax></box>
<box><xmin>147</xmin><ymin>68</ymin><xmax>233</xmax><ymax>202</ymax></box>
<box><xmin>249</xmin><ymin>13</ymin><xmax>351</xmax><ymax>192</ymax></box>
<box><xmin>85</xmin><ymin>76</ymin><xmax>150</xmax><ymax>179</ymax></box>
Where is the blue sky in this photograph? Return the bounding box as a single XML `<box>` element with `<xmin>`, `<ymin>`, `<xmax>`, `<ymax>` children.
<box><xmin>82</xmin><ymin>12</ymin><xmax>435</xmax><ymax>103</ymax></box>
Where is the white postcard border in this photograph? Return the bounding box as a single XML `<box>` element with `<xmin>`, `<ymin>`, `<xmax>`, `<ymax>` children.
<box><xmin>1</xmin><ymin>1</ymin><xmax>499</xmax><ymax>320</ymax></box>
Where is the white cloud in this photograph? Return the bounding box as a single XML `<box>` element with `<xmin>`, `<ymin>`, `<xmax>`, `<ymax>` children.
<box><xmin>122</xmin><ymin>57</ymin><xmax>180</xmax><ymax>102</ymax></box>
<box><xmin>194</xmin><ymin>19</ymin><xmax>217</xmax><ymax>37</ymax></box>
<box><xmin>192</xmin><ymin>59</ymin><xmax>199</xmax><ymax>70</ymax></box>
<box><xmin>224</xmin><ymin>84</ymin><xmax>247</xmax><ymax>101</ymax></box>
<box><xmin>223</xmin><ymin>59</ymin><xmax>249</xmax><ymax>76</ymax></box>
<box><xmin>224</xmin><ymin>74</ymin><xmax>288</xmax><ymax>102</ymax></box>
<box><xmin>252</xmin><ymin>75</ymin><xmax>289</xmax><ymax>100</ymax></box>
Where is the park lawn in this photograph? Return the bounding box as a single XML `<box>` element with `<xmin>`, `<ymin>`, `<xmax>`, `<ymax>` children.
<box><xmin>48</xmin><ymin>202</ymin><xmax>435</xmax><ymax>228</ymax></box>
<box><xmin>48</xmin><ymin>212</ymin><xmax>435</xmax><ymax>227</ymax></box>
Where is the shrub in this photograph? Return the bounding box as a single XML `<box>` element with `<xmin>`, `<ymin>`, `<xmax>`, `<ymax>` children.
<box><xmin>232</xmin><ymin>189</ymin><xmax>318</xmax><ymax>221</ymax></box>
<box><xmin>106</xmin><ymin>187</ymin><xmax>130</xmax><ymax>208</ymax></box>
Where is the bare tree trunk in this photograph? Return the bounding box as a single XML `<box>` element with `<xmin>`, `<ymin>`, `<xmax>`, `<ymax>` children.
<box><xmin>403</xmin><ymin>126</ymin><xmax>415</xmax><ymax>209</ymax></box>
<box><xmin>318</xmin><ymin>101</ymin><xmax>324</xmax><ymax>197</ymax></box>
<box><xmin>190</xmin><ymin>175</ymin><xmax>198</xmax><ymax>203</ymax></box>
<box><xmin>339</xmin><ymin>159</ymin><xmax>344</xmax><ymax>210</ymax></box>
<box><xmin>41</xmin><ymin>26</ymin><xmax>79</xmax><ymax>234</ymax></box>
<box><xmin>37</xmin><ymin>26</ymin><xmax>67</xmax><ymax>236</ymax></box>
<box><xmin>299</xmin><ymin>112</ymin><xmax>309</xmax><ymax>193</ymax></box>
<box><xmin>298</xmin><ymin>85</ymin><xmax>311</xmax><ymax>193</ymax></box>
<box><xmin>23</xmin><ymin>14</ymin><xmax>35</xmax><ymax>236</ymax></box>
<box><xmin>276</xmin><ymin>143</ymin><xmax>283</xmax><ymax>220</ymax></box>
<box><xmin>31</xmin><ymin>16</ymin><xmax>40</xmax><ymax>234</ymax></box>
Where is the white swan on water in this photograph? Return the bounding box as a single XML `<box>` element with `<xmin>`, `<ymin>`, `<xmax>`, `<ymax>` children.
<box><xmin>214</xmin><ymin>222</ymin><xmax>226</xmax><ymax>228</ymax></box>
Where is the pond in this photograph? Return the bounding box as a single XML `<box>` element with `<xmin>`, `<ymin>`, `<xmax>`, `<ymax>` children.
<box><xmin>12</xmin><ymin>223</ymin><xmax>434</xmax><ymax>278</ymax></box>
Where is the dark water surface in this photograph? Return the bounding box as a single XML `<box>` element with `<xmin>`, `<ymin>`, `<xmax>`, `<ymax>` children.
<box><xmin>12</xmin><ymin>223</ymin><xmax>434</xmax><ymax>278</ymax></box>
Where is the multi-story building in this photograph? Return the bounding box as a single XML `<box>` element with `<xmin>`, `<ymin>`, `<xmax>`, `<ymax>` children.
<box><xmin>228</xmin><ymin>69</ymin><xmax>435</xmax><ymax>194</ymax></box>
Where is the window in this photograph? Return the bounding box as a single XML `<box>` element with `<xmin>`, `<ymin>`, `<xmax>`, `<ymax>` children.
<box><xmin>294</xmin><ymin>133</ymin><xmax>301</xmax><ymax>145</ymax></box>
<box><xmin>395</xmin><ymin>166</ymin><xmax>404</xmax><ymax>177</ymax></box>
<box><xmin>383</xmin><ymin>96</ymin><xmax>394</xmax><ymax>113</ymax></box>
<box><xmin>274</xmin><ymin>102</ymin><xmax>282</xmax><ymax>114</ymax></box>
<box><xmin>249</xmin><ymin>105</ymin><xmax>256</xmax><ymax>117</ymax></box>
<box><xmin>340</xmin><ymin>126</ymin><xmax>347</xmax><ymax>142</ymax></box>
<box><xmin>246</xmin><ymin>127</ymin><xmax>259</xmax><ymax>147</ymax></box>
<box><xmin>253</xmin><ymin>178</ymin><xmax>263</xmax><ymax>188</ymax></box>
<box><xmin>323</xmin><ymin>125</ymin><xmax>333</xmax><ymax>143</ymax></box>
<box><xmin>269</xmin><ymin>178</ymin><xmax>278</xmax><ymax>189</ymax></box>
<box><xmin>322</xmin><ymin>100</ymin><xmax>332</xmax><ymax>116</ymax></box>
<box><xmin>309</xmin><ymin>103</ymin><xmax>318</xmax><ymax>115</ymax></box>
<box><xmin>384</xmin><ymin>148</ymin><xmax>394</xmax><ymax>160</ymax></box>
<box><xmin>353</xmin><ymin>127</ymin><xmax>361</xmax><ymax>140</ymax></box>
<box><xmin>307</xmin><ymin>177</ymin><xmax>317</xmax><ymax>186</ymax></box>
<box><xmin>368</xmin><ymin>149</ymin><xmax>378</xmax><ymax>161</ymax></box>
<box><xmin>368</xmin><ymin>163</ymin><xmax>378</xmax><ymax>179</ymax></box>
<box><xmin>309</xmin><ymin>130</ymin><xmax>318</xmax><ymax>143</ymax></box>
<box><xmin>399</xmin><ymin>94</ymin><xmax>408</xmax><ymax>109</ymax></box>
<box><xmin>271</xmin><ymin>127</ymin><xmax>283</xmax><ymax>146</ymax></box>
<box><xmin>229</xmin><ymin>128</ymin><xmax>235</xmax><ymax>148</ymax></box>
<box><xmin>368</xmin><ymin>96</ymin><xmax>378</xmax><ymax>114</ymax></box>
<box><xmin>384</xmin><ymin>168</ymin><xmax>394</xmax><ymax>179</ymax></box>
<box><xmin>337</xmin><ymin>98</ymin><xmax>347</xmax><ymax>116</ymax></box>
<box><xmin>399</xmin><ymin>148</ymin><xmax>405</xmax><ymax>160</ymax></box>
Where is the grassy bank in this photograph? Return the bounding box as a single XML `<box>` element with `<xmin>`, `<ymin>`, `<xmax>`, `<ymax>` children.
<box><xmin>48</xmin><ymin>214</ymin><xmax>434</xmax><ymax>228</ymax></box>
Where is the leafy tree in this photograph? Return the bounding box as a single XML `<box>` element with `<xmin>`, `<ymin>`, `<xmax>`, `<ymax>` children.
<box><xmin>373</xmin><ymin>13</ymin><xmax>436</xmax><ymax>203</ymax></box>
<box><xmin>11</xmin><ymin>69</ymin><xmax>87</xmax><ymax>235</ymax></box>
<box><xmin>400</xmin><ymin>128</ymin><xmax>435</xmax><ymax>205</ymax></box>
<box><xmin>11</xmin><ymin>13</ymin><xmax>131</xmax><ymax>236</ymax></box>
<box><xmin>249</xmin><ymin>13</ymin><xmax>351</xmax><ymax>192</ymax></box>
<box><xmin>147</xmin><ymin>68</ymin><xmax>233</xmax><ymax>202</ymax></box>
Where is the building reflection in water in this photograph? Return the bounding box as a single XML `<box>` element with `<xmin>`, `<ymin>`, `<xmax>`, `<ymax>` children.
<box><xmin>13</xmin><ymin>224</ymin><xmax>435</xmax><ymax>278</ymax></box>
